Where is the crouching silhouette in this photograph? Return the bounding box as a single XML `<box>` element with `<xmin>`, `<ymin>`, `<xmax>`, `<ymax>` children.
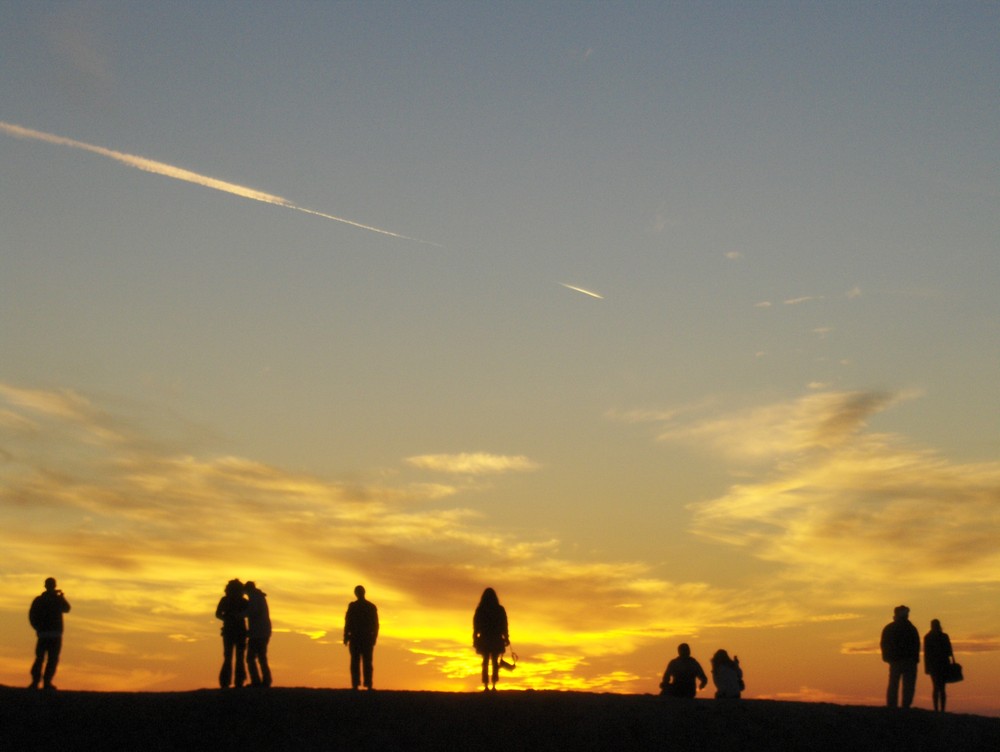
<box><xmin>660</xmin><ymin>643</ymin><xmax>707</xmax><ymax>698</ymax></box>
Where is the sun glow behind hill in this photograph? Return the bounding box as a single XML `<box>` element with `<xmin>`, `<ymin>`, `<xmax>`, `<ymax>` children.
<box><xmin>2</xmin><ymin>0</ymin><xmax>999</xmax><ymax>719</ymax></box>
<box><xmin>1</xmin><ymin>384</ymin><xmax>999</xmax><ymax>714</ymax></box>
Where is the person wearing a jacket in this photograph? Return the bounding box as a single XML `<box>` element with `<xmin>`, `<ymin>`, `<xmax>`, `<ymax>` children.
<box><xmin>924</xmin><ymin>619</ymin><xmax>955</xmax><ymax>712</ymax></box>
<box><xmin>344</xmin><ymin>585</ymin><xmax>379</xmax><ymax>690</ymax></box>
<box><xmin>710</xmin><ymin>649</ymin><xmax>744</xmax><ymax>699</ymax></box>
<box><xmin>660</xmin><ymin>643</ymin><xmax>708</xmax><ymax>698</ymax></box>
<box><xmin>29</xmin><ymin>577</ymin><xmax>71</xmax><ymax>690</ymax></box>
<box><xmin>245</xmin><ymin>581</ymin><xmax>272</xmax><ymax>688</ymax></box>
<box><xmin>216</xmin><ymin>578</ymin><xmax>249</xmax><ymax>688</ymax></box>
<box><xmin>473</xmin><ymin>587</ymin><xmax>509</xmax><ymax>691</ymax></box>
<box><xmin>880</xmin><ymin>604</ymin><xmax>920</xmax><ymax>708</ymax></box>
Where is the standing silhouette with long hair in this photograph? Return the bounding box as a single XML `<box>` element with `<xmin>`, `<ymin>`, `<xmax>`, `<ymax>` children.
<box><xmin>710</xmin><ymin>649</ymin><xmax>743</xmax><ymax>699</ymax></box>
<box><xmin>473</xmin><ymin>587</ymin><xmax>509</xmax><ymax>691</ymax></box>
<box><xmin>215</xmin><ymin>579</ymin><xmax>248</xmax><ymax>688</ymax></box>
<box><xmin>924</xmin><ymin>619</ymin><xmax>955</xmax><ymax>712</ymax></box>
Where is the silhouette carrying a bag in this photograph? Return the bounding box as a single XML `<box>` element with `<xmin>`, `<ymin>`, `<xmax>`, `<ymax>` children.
<box><xmin>499</xmin><ymin>646</ymin><xmax>518</xmax><ymax>672</ymax></box>
<box><xmin>946</xmin><ymin>662</ymin><xmax>964</xmax><ymax>683</ymax></box>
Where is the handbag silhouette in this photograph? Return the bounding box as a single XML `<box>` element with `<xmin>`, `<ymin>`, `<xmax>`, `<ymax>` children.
<box><xmin>945</xmin><ymin>662</ymin><xmax>964</xmax><ymax>683</ymax></box>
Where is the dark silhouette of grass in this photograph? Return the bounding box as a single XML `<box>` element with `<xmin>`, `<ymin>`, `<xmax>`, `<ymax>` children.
<box><xmin>2</xmin><ymin>686</ymin><xmax>998</xmax><ymax>751</ymax></box>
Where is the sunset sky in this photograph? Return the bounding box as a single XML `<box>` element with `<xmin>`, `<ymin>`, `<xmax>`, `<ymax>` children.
<box><xmin>2</xmin><ymin>2</ymin><xmax>998</xmax><ymax>714</ymax></box>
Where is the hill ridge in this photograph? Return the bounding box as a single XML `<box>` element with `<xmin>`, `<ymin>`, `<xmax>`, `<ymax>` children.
<box><xmin>2</xmin><ymin>685</ymin><xmax>997</xmax><ymax>751</ymax></box>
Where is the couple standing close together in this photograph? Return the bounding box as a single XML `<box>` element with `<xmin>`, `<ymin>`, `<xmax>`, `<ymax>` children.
<box><xmin>215</xmin><ymin>579</ymin><xmax>272</xmax><ymax>689</ymax></box>
<box><xmin>881</xmin><ymin>605</ymin><xmax>958</xmax><ymax>712</ymax></box>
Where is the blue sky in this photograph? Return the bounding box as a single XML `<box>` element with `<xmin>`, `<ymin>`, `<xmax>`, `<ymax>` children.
<box><xmin>1</xmin><ymin>1</ymin><xmax>998</xmax><ymax>710</ymax></box>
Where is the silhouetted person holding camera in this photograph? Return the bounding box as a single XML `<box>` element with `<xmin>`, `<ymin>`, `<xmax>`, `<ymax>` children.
<box><xmin>711</xmin><ymin>649</ymin><xmax>744</xmax><ymax>699</ymax></box>
<box><xmin>29</xmin><ymin>577</ymin><xmax>71</xmax><ymax>690</ymax></box>
<box><xmin>924</xmin><ymin>619</ymin><xmax>955</xmax><ymax>712</ymax></box>
<box><xmin>344</xmin><ymin>585</ymin><xmax>379</xmax><ymax>690</ymax></box>
<box><xmin>216</xmin><ymin>578</ymin><xmax>248</xmax><ymax>688</ymax></box>
<box><xmin>880</xmin><ymin>604</ymin><xmax>920</xmax><ymax>708</ymax></box>
<box><xmin>245</xmin><ymin>581</ymin><xmax>272</xmax><ymax>688</ymax></box>
<box><xmin>660</xmin><ymin>643</ymin><xmax>708</xmax><ymax>698</ymax></box>
<box><xmin>473</xmin><ymin>587</ymin><xmax>509</xmax><ymax>691</ymax></box>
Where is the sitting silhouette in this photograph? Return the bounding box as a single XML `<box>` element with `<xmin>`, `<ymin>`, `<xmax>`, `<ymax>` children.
<box><xmin>710</xmin><ymin>649</ymin><xmax>744</xmax><ymax>698</ymax></box>
<box><xmin>215</xmin><ymin>579</ymin><xmax>248</xmax><ymax>688</ymax></box>
<box><xmin>473</xmin><ymin>587</ymin><xmax>510</xmax><ymax>691</ymax></box>
<box><xmin>660</xmin><ymin>643</ymin><xmax>708</xmax><ymax>698</ymax></box>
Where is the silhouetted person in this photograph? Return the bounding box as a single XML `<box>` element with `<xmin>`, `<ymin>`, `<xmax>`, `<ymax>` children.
<box><xmin>711</xmin><ymin>649</ymin><xmax>744</xmax><ymax>699</ymax></box>
<box><xmin>343</xmin><ymin>585</ymin><xmax>379</xmax><ymax>690</ymax></box>
<box><xmin>244</xmin><ymin>581</ymin><xmax>272</xmax><ymax>688</ymax></box>
<box><xmin>924</xmin><ymin>619</ymin><xmax>955</xmax><ymax>712</ymax></box>
<box><xmin>660</xmin><ymin>643</ymin><xmax>708</xmax><ymax>698</ymax></box>
<box><xmin>215</xmin><ymin>578</ymin><xmax>248</xmax><ymax>688</ymax></box>
<box><xmin>28</xmin><ymin>577</ymin><xmax>71</xmax><ymax>690</ymax></box>
<box><xmin>880</xmin><ymin>604</ymin><xmax>920</xmax><ymax>708</ymax></box>
<box><xmin>473</xmin><ymin>587</ymin><xmax>509</xmax><ymax>691</ymax></box>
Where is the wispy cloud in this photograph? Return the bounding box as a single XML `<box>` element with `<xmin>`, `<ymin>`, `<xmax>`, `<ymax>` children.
<box><xmin>658</xmin><ymin>391</ymin><xmax>1000</xmax><ymax>596</ymax></box>
<box><xmin>0</xmin><ymin>122</ymin><xmax>439</xmax><ymax>245</ymax></box>
<box><xmin>405</xmin><ymin>452</ymin><xmax>540</xmax><ymax>475</ymax></box>
<box><xmin>1</xmin><ymin>383</ymin><xmax>758</xmax><ymax>691</ymax></box>
<box><xmin>657</xmin><ymin>390</ymin><xmax>903</xmax><ymax>460</ymax></box>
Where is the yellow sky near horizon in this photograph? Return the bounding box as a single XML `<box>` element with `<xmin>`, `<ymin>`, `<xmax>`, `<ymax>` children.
<box><xmin>2</xmin><ymin>1</ymin><xmax>998</xmax><ymax>722</ymax></box>
<box><xmin>2</xmin><ymin>382</ymin><xmax>998</xmax><ymax>714</ymax></box>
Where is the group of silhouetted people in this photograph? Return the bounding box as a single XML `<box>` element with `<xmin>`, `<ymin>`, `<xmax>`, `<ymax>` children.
<box><xmin>215</xmin><ymin>579</ymin><xmax>273</xmax><ymax>688</ymax></box>
<box><xmin>24</xmin><ymin>580</ymin><xmax>963</xmax><ymax>710</ymax></box>
<box><xmin>659</xmin><ymin>643</ymin><xmax>744</xmax><ymax>699</ymax></box>
<box><xmin>338</xmin><ymin>585</ymin><xmax>514</xmax><ymax>692</ymax></box>
<box><xmin>216</xmin><ymin>580</ymin><xmax>382</xmax><ymax>691</ymax></box>
<box><xmin>880</xmin><ymin>605</ymin><xmax>958</xmax><ymax>712</ymax></box>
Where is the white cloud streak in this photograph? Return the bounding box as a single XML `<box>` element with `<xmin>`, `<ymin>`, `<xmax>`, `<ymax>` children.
<box><xmin>0</xmin><ymin>121</ymin><xmax>439</xmax><ymax>246</ymax></box>
<box><xmin>560</xmin><ymin>283</ymin><xmax>604</xmax><ymax>299</ymax></box>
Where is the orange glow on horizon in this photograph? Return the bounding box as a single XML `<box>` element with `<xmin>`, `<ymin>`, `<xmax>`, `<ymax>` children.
<box><xmin>2</xmin><ymin>384</ymin><xmax>999</xmax><ymax>716</ymax></box>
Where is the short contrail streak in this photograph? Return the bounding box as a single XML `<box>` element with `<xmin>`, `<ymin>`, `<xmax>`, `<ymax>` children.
<box><xmin>1</xmin><ymin>121</ymin><xmax>439</xmax><ymax>246</ymax></box>
<box><xmin>561</xmin><ymin>283</ymin><xmax>604</xmax><ymax>299</ymax></box>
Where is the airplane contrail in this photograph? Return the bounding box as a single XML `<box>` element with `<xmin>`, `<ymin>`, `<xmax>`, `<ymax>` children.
<box><xmin>560</xmin><ymin>283</ymin><xmax>604</xmax><ymax>299</ymax></box>
<box><xmin>0</xmin><ymin>121</ymin><xmax>439</xmax><ymax>246</ymax></box>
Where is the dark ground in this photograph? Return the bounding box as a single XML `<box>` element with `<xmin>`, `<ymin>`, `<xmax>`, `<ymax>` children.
<box><xmin>2</xmin><ymin>686</ymin><xmax>998</xmax><ymax>752</ymax></box>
